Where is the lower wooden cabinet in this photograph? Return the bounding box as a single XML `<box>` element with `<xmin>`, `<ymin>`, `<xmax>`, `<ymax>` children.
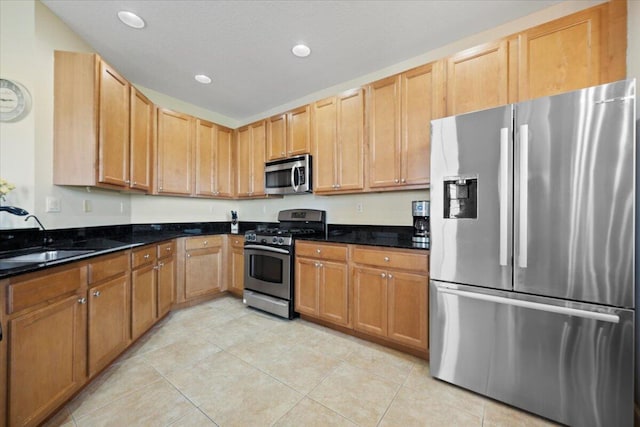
<box><xmin>351</xmin><ymin>246</ymin><xmax>429</xmax><ymax>352</ymax></box>
<box><xmin>228</xmin><ymin>235</ymin><xmax>245</xmax><ymax>296</ymax></box>
<box><xmin>87</xmin><ymin>252</ymin><xmax>131</xmax><ymax>377</ymax></box>
<box><xmin>5</xmin><ymin>264</ymin><xmax>88</xmax><ymax>427</ymax></box>
<box><xmin>184</xmin><ymin>235</ymin><xmax>223</xmax><ymax>299</ymax></box>
<box><xmin>295</xmin><ymin>241</ymin><xmax>350</xmax><ymax>328</ymax></box>
<box><xmin>131</xmin><ymin>246</ymin><xmax>157</xmax><ymax>340</ymax></box>
<box><xmin>157</xmin><ymin>242</ymin><xmax>176</xmax><ymax>317</ymax></box>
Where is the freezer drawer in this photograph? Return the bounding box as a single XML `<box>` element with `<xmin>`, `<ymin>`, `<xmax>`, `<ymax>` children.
<box><xmin>429</xmin><ymin>280</ymin><xmax>634</xmax><ymax>427</ymax></box>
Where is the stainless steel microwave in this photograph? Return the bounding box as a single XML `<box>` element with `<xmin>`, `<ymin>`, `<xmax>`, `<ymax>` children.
<box><xmin>264</xmin><ymin>154</ymin><xmax>312</xmax><ymax>195</ymax></box>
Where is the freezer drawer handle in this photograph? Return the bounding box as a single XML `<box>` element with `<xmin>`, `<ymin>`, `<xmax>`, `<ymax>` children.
<box><xmin>499</xmin><ymin>127</ymin><xmax>509</xmax><ymax>266</ymax></box>
<box><xmin>518</xmin><ymin>124</ymin><xmax>528</xmax><ymax>268</ymax></box>
<box><xmin>438</xmin><ymin>286</ymin><xmax>620</xmax><ymax>324</ymax></box>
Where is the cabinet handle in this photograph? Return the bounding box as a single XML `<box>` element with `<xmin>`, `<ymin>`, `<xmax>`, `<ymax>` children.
<box><xmin>384</xmin><ymin>256</ymin><xmax>390</xmax><ymax>262</ymax></box>
<box><xmin>166</xmin><ymin>247</ymin><xmax>172</xmax><ymax>252</ymax></box>
<box><xmin>336</xmin><ymin>184</ymin><xmax>341</xmax><ymax>188</ymax></box>
<box><xmin>316</xmin><ymin>249</ymin><xmax>321</xmax><ymax>253</ymax></box>
<box><xmin>187</xmin><ymin>253</ymin><xmax>191</xmax><ymax>258</ymax></box>
<box><xmin>388</xmin><ymin>274</ymin><xmax>393</xmax><ymax>279</ymax></box>
<box><xmin>158</xmin><ymin>262</ymin><xmax>164</xmax><ymax>267</ymax></box>
<box><xmin>203</xmin><ymin>241</ymin><xmax>208</xmax><ymax>246</ymax></box>
<box><xmin>319</xmin><ymin>263</ymin><xmax>323</xmax><ymax>268</ymax></box>
<box><xmin>315</xmin><ymin>262</ymin><xmax>319</xmax><ymax>267</ymax></box>
<box><xmin>394</xmin><ymin>179</ymin><xmax>399</xmax><ymax>183</ymax></box>
<box><xmin>133</xmin><ymin>181</ymin><xmax>137</xmax><ymax>185</ymax></box>
<box><xmin>78</xmin><ymin>297</ymin><xmax>87</xmax><ymax>304</ymax></box>
<box><xmin>281</xmin><ymin>151</ymin><xmax>285</xmax><ymax>156</ymax></box>
<box><xmin>380</xmin><ymin>273</ymin><xmax>386</xmax><ymax>278</ymax></box>
<box><xmin>144</xmin><ymin>254</ymin><xmax>150</xmax><ymax>259</ymax></box>
<box><xmin>401</xmin><ymin>178</ymin><xmax>406</xmax><ymax>183</ymax></box>
<box><xmin>93</xmin><ymin>290</ymin><xmax>101</xmax><ymax>297</ymax></box>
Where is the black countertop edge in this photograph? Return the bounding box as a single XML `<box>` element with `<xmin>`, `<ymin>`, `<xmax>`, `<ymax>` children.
<box><xmin>300</xmin><ymin>224</ymin><xmax>429</xmax><ymax>251</ymax></box>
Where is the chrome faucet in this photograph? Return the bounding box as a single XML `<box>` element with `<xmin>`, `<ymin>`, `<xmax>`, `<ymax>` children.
<box><xmin>24</xmin><ymin>214</ymin><xmax>51</xmax><ymax>245</ymax></box>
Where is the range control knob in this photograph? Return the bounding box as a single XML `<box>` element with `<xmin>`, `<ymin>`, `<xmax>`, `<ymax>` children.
<box><xmin>272</xmin><ymin>237</ymin><xmax>278</xmax><ymax>244</ymax></box>
<box><xmin>278</xmin><ymin>237</ymin><xmax>284</xmax><ymax>244</ymax></box>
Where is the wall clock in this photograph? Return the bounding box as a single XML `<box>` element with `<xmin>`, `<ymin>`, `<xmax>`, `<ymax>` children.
<box><xmin>0</xmin><ymin>78</ymin><xmax>32</xmax><ymax>122</ymax></box>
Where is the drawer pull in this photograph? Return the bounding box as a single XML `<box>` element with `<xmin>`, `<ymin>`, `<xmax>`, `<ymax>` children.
<box><xmin>384</xmin><ymin>256</ymin><xmax>390</xmax><ymax>262</ymax></box>
<box><xmin>166</xmin><ymin>247</ymin><xmax>171</xmax><ymax>251</ymax></box>
<box><xmin>92</xmin><ymin>290</ymin><xmax>101</xmax><ymax>297</ymax></box>
<box><xmin>203</xmin><ymin>241</ymin><xmax>208</xmax><ymax>246</ymax></box>
<box><xmin>144</xmin><ymin>254</ymin><xmax>150</xmax><ymax>259</ymax></box>
<box><xmin>78</xmin><ymin>297</ymin><xmax>87</xmax><ymax>304</ymax></box>
<box><xmin>316</xmin><ymin>249</ymin><xmax>321</xmax><ymax>253</ymax></box>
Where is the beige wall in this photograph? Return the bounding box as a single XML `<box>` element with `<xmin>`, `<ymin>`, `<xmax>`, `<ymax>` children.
<box><xmin>1</xmin><ymin>0</ymin><xmax>637</xmax><ymax>229</ymax></box>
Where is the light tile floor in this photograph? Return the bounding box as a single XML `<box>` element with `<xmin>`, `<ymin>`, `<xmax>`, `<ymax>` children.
<box><xmin>46</xmin><ymin>296</ymin><xmax>558</xmax><ymax>427</ymax></box>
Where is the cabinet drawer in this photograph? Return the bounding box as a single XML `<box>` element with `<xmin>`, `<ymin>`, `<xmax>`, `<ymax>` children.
<box><xmin>132</xmin><ymin>245</ymin><xmax>157</xmax><ymax>269</ymax></box>
<box><xmin>229</xmin><ymin>236</ymin><xmax>245</xmax><ymax>248</ymax></box>
<box><xmin>157</xmin><ymin>241</ymin><xmax>175</xmax><ymax>259</ymax></box>
<box><xmin>185</xmin><ymin>235</ymin><xmax>222</xmax><ymax>251</ymax></box>
<box><xmin>296</xmin><ymin>241</ymin><xmax>348</xmax><ymax>262</ymax></box>
<box><xmin>88</xmin><ymin>251</ymin><xmax>129</xmax><ymax>284</ymax></box>
<box><xmin>7</xmin><ymin>264</ymin><xmax>86</xmax><ymax>314</ymax></box>
<box><xmin>351</xmin><ymin>246</ymin><xmax>428</xmax><ymax>272</ymax></box>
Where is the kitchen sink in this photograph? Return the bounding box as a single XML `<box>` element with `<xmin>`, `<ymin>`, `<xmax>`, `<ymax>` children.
<box><xmin>0</xmin><ymin>249</ymin><xmax>95</xmax><ymax>265</ymax></box>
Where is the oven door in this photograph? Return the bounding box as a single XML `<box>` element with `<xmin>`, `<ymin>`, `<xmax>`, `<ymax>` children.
<box><xmin>244</xmin><ymin>245</ymin><xmax>292</xmax><ymax>300</ymax></box>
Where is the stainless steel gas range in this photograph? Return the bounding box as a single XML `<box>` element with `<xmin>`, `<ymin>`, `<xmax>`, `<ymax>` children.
<box><xmin>243</xmin><ymin>209</ymin><xmax>326</xmax><ymax>319</ymax></box>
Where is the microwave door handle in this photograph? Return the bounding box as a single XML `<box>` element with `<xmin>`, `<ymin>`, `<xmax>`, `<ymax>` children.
<box><xmin>291</xmin><ymin>165</ymin><xmax>300</xmax><ymax>192</ymax></box>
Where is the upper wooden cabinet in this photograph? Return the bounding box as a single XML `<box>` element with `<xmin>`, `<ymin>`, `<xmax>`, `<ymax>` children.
<box><xmin>367</xmin><ymin>62</ymin><xmax>444</xmax><ymax>190</ymax></box>
<box><xmin>312</xmin><ymin>88</ymin><xmax>365</xmax><ymax>194</ymax></box>
<box><xmin>54</xmin><ymin>51</ymin><xmax>152</xmax><ymax>192</ymax></box>
<box><xmin>215</xmin><ymin>126</ymin><xmax>234</xmax><ymax>198</ymax></box>
<box><xmin>194</xmin><ymin>119</ymin><xmax>216</xmax><ymax>197</ymax></box>
<box><xmin>156</xmin><ymin>108</ymin><xmax>194</xmax><ymax>196</ymax></box>
<box><xmin>236</xmin><ymin>120</ymin><xmax>266</xmax><ymax>198</ymax></box>
<box><xmin>267</xmin><ymin>105</ymin><xmax>311</xmax><ymax>160</ymax></box>
<box><xmin>446</xmin><ymin>39</ymin><xmax>515</xmax><ymax>115</ymax></box>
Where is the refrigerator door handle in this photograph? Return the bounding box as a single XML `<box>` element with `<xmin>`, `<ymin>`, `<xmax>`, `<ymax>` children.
<box><xmin>499</xmin><ymin>127</ymin><xmax>509</xmax><ymax>266</ymax></box>
<box><xmin>437</xmin><ymin>285</ymin><xmax>620</xmax><ymax>324</ymax></box>
<box><xmin>518</xmin><ymin>124</ymin><xmax>528</xmax><ymax>268</ymax></box>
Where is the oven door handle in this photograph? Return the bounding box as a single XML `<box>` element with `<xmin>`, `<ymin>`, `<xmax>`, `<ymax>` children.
<box><xmin>244</xmin><ymin>245</ymin><xmax>291</xmax><ymax>254</ymax></box>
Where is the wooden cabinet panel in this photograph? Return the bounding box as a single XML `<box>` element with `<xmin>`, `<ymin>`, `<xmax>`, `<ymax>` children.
<box><xmin>351</xmin><ymin>246</ymin><xmax>428</xmax><ymax>272</ymax></box>
<box><xmin>185</xmin><ymin>238</ymin><xmax>222</xmax><ymax>300</ymax></box>
<box><xmin>185</xmin><ymin>235</ymin><xmax>221</xmax><ymax>251</ymax></box>
<box><xmin>336</xmin><ymin>89</ymin><xmax>364</xmax><ymax>192</ymax></box>
<box><xmin>8</xmin><ymin>294</ymin><xmax>86</xmax><ymax>427</ymax></box>
<box><xmin>98</xmin><ymin>61</ymin><xmax>130</xmax><ymax>187</ymax></box>
<box><xmin>132</xmin><ymin>247</ymin><xmax>156</xmax><ymax>269</ymax></box>
<box><xmin>296</xmin><ymin>242</ymin><xmax>347</xmax><ymax>262</ymax></box>
<box><xmin>195</xmin><ymin>119</ymin><xmax>216</xmax><ymax>197</ymax></box>
<box><xmin>130</xmin><ymin>88</ymin><xmax>153</xmax><ymax>191</ymax></box>
<box><xmin>157</xmin><ymin>108</ymin><xmax>193</xmax><ymax>195</ymax></box>
<box><xmin>157</xmin><ymin>255</ymin><xmax>175</xmax><ymax>317</ymax></box>
<box><xmin>311</xmin><ymin>97</ymin><xmax>337</xmax><ymax>193</ymax></box>
<box><xmin>236</xmin><ymin>126</ymin><xmax>252</xmax><ymax>196</ymax></box>
<box><xmin>250</xmin><ymin>121</ymin><xmax>266</xmax><ymax>197</ymax></box>
<box><xmin>87</xmin><ymin>275</ymin><xmax>130</xmax><ymax>377</ymax></box>
<box><xmin>267</xmin><ymin>114</ymin><xmax>287</xmax><ymax>161</ymax></box>
<box><xmin>446</xmin><ymin>40</ymin><xmax>509</xmax><ymax>116</ymax></box>
<box><xmin>228</xmin><ymin>236</ymin><xmax>245</xmax><ymax>296</ymax></box>
<box><xmin>7</xmin><ymin>266</ymin><xmax>84</xmax><ymax>315</ymax></box>
<box><xmin>157</xmin><ymin>241</ymin><xmax>175</xmax><ymax>259</ymax></box>
<box><xmin>519</xmin><ymin>7</ymin><xmax>601</xmax><ymax>100</ymax></box>
<box><xmin>352</xmin><ymin>266</ymin><xmax>387</xmax><ymax>338</ymax></box>
<box><xmin>88</xmin><ymin>251</ymin><xmax>129</xmax><ymax>283</ymax></box>
<box><xmin>294</xmin><ymin>257</ymin><xmax>319</xmax><ymax>316</ymax></box>
<box><xmin>215</xmin><ymin>126</ymin><xmax>234</xmax><ymax>197</ymax></box>
<box><xmin>131</xmin><ymin>264</ymin><xmax>157</xmax><ymax>340</ymax></box>
<box><xmin>319</xmin><ymin>261</ymin><xmax>350</xmax><ymax>327</ymax></box>
<box><xmin>288</xmin><ymin>105</ymin><xmax>311</xmax><ymax>156</ymax></box>
<box><xmin>368</xmin><ymin>76</ymin><xmax>401</xmax><ymax>188</ymax></box>
<box><xmin>387</xmin><ymin>271</ymin><xmax>428</xmax><ymax>350</ymax></box>
<box><xmin>236</xmin><ymin>121</ymin><xmax>266</xmax><ymax>197</ymax></box>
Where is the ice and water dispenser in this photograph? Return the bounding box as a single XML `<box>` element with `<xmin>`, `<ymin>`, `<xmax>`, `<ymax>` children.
<box><xmin>444</xmin><ymin>177</ymin><xmax>477</xmax><ymax>219</ymax></box>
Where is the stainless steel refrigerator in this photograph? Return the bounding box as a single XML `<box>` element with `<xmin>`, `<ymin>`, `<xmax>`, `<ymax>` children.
<box><xmin>429</xmin><ymin>79</ymin><xmax>635</xmax><ymax>427</ymax></box>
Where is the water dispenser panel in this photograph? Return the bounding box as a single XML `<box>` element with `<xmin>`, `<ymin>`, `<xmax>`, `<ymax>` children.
<box><xmin>444</xmin><ymin>177</ymin><xmax>477</xmax><ymax>219</ymax></box>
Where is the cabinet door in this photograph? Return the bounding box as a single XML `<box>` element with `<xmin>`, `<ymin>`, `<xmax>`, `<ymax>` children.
<box><xmin>130</xmin><ymin>88</ymin><xmax>152</xmax><ymax>191</ymax></box>
<box><xmin>236</xmin><ymin>126</ymin><xmax>252</xmax><ymax>196</ymax></box>
<box><xmin>401</xmin><ymin>63</ymin><xmax>437</xmax><ymax>186</ymax></box>
<box><xmin>267</xmin><ymin>114</ymin><xmax>287</xmax><ymax>160</ymax></box>
<box><xmin>446</xmin><ymin>40</ymin><xmax>510</xmax><ymax>115</ymax></box>
<box><xmin>230</xmin><ymin>245</ymin><xmax>244</xmax><ymax>295</ymax></box>
<box><xmin>88</xmin><ymin>275</ymin><xmax>130</xmax><ymax>376</ymax></box>
<box><xmin>195</xmin><ymin>119</ymin><xmax>216</xmax><ymax>197</ymax></box>
<box><xmin>352</xmin><ymin>266</ymin><xmax>387</xmax><ymax>338</ymax></box>
<box><xmin>295</xmin><ymin>257</ymin><xmax>319</xmax><ymax>316</ymax></box>
<box><xmin>387</xmin><ymin>271</ymin><xmax>428</xmax><ymax>351</ymax></box>
<box><xmin>216</xmin><ymin>126</ymin><xmax>234</xmax><ymax>197</ymax></box>
<box><xmin>157</xmin><ymin>109</ymin><xmax>193</xmax><ymax>195</ymax></box>
<box><xmin>131</xmin><ymin>264</ymin><xmax>157</xmax><ymax>340</ymax></box>
<box><xmin>519</xmin><ymin>7</ymin><xmax>601</xmax><ymax>100</ymax></box>
<box><xmin>98</xmin><ymin>61</ymin><xmax>130</xmax><ymax>187</ymax></box>
<box><xmin>312</xmin><ymin>97</ymin><xmax>337</xmax><ymax>193</ymax></box>
<box><xmin>368</xmin><ymin>76</ymin><xmax>401</xmax><ymax>188</ymax></box>
<box><xmin>288</xmin><ymin>105</ymin><xmax>311</xmax><ymax>156</ymax></box>
<box><xmin>336</xmin><ymin>89</ymin><xmax>364</xmax><ymax>191</ymax></box>
<box><xmin>319</xmin><ymin>261</ymin><xmax>350</xmax><ymax>327</ymax></box>
<box><xmin>157</xmin><ymin>256</ymin><xmax>175</xmax><ymax>317</ymax></box>
<box><xmin>9</xmin><ymin>294</ymin><xmax>86</xmax><ymax>427</ymax></box>
<box><xmin>185</xmin><ymin>247</ymin><xmax>222</xmax><ymax>299</ymax></box>
<box><xmin>250</xmin><ymin>121</ymin><xmax>266</xmax><ymax>196</ymax></box>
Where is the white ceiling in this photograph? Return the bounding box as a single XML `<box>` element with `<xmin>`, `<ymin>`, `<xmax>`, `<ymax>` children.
<box><xmin>42</xmin><ymin>0</ymin><xmax>563</xmax><ymax>122</ymax></box>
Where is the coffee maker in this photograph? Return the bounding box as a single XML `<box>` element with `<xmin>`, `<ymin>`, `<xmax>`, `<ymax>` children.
<box><xmin>412</xmin><ymin>200</ymin><xmax>430</xmax><ymax>246</ymax></box>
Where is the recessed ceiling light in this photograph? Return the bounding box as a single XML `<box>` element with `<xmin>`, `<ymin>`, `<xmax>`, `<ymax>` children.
<box><xmin>292</xmin><ymin>44</ymin><xmax>311</xmax><ymax>58</ymax></box>
<box><xmin>195</xmin><ymin>74</ymin><xmax>212</xmax><ymax>84</ymax></box>
<box><xmin>117</xmin><ymin>11</ymin><xmax>145</xmax><ymax>29</ymax></box>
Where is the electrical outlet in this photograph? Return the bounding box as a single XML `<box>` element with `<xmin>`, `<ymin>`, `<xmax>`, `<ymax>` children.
<box><xmin>46</xmin><ymin>196</ymin><xmax>61</xmax><ymax>213</ymax></box>
<box><xmin>356</xmin><ymin>203</ymin><xmax>363</xmax><ymax>213</ymax></box>
<box><xmin>83</xmin><ymin>199</ymin><xmax>92</xmax><ymax>213</ymax></box>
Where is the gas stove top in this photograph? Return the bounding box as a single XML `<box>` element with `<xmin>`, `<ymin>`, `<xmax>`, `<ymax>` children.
<box><xmin>244</xmin><ymin>209</ymin><xmax>327</xmax><ymax>247</ymax></box>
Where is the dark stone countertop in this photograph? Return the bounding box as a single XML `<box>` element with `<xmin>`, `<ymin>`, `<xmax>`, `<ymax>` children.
<box><xmin>300</xmin><ymin>224</ymin><xmax>429</xmax><ymax>251</ymax></box>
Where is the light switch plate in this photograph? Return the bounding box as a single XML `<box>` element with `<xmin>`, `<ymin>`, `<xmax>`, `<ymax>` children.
<box><xmin>46</xmin><ymin>196</ymin><xmax>61</xmax><ymax>212</ymax></box>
